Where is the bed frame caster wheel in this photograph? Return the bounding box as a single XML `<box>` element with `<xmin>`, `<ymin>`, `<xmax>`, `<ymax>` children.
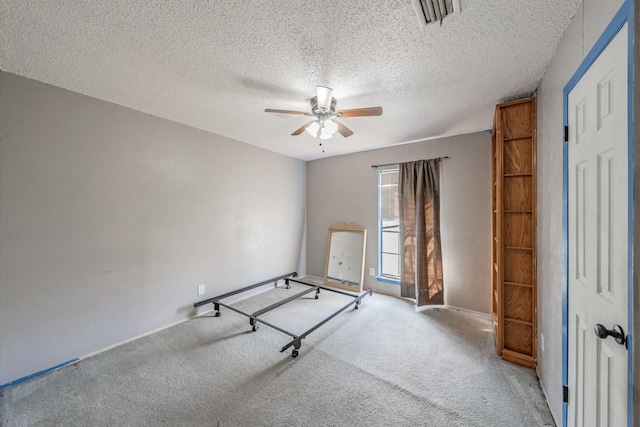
<box><xmin>292</xmin><ymin>349</ymin><xmax>299</xmax><ymax>358</ymax></box>
<box><xmin>252</xmin><ymin>325</ymin><xmax>259</xmax><ymax>332</ymax></box>
<box><xmin>355</xmin><ymin>303</ymin><xmax>360</xmax><ymax>310</ymax></box>
<box><xmin>214</xmin><ymin>311</ymin><xmax>221</xmax><ymax>317</ymax></box>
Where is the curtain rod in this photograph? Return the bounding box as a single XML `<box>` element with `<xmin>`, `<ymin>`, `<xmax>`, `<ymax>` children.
<box><xmin>371</xmin><ymin>156</ymin><xmax>450</xmax><ymax>169</ymax></box>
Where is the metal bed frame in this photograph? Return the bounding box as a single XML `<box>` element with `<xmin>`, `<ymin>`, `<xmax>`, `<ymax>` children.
<box><xmin>193</xmin><ymin>272</ymin><xmax>373</xmax><ymax>357</ymax></box>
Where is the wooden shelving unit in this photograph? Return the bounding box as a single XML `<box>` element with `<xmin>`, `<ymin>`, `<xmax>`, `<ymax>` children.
<box><xmin>491</xmin><ymin>97</ymin><xmax>537</xmax><ymax>368</ymax></box>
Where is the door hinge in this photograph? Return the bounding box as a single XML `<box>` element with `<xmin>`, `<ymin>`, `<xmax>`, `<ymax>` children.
<box><xmin>563</xmin><ymin>385</ymin><xmax>569</xmax><ymax>403</ymax></box>
<box><xmin>564</xmin><ymin>126</ymin><xmax>569</xmax><ymax>142</ymax></box>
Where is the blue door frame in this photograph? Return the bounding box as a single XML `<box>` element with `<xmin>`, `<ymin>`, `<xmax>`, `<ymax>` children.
<box><xmin>561</xmin><ymin>1</ymin><xmax>634</xmax><ymax>426</ymax></box>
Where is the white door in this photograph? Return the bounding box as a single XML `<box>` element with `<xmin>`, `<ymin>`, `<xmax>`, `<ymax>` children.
<box><xmin>567</xmin><ymin>24</ymin><xmax>628</xmax><ymax>427</ymax></box>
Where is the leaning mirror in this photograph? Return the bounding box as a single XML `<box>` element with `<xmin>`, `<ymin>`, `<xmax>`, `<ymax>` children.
<box><xmin>324</xmin><ymin>222</ymin><xmax>367</xmax><ymax>293</ymax></box>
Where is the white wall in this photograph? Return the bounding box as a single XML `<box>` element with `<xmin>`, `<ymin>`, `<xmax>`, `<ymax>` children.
<box><xmin>307</xmin><ymin>132</ymin><xmax>491</xmax><ymax>313</ymax></box>
<box><xmin>535</xmin><ymin>0</ymin><xmax>626</xmax><ymax>423</ymax></box>
<box><xmin>0</xmin><ymin>71</ymin><xmax>306</xmax><ymax>385</ymax></box>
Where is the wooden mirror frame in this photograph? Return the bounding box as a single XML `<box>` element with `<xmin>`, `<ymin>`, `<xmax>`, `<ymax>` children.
<box><xmin>323</xmin><ymin>222</ymin><xmax>367</xmax><ymax>293</ymax></box>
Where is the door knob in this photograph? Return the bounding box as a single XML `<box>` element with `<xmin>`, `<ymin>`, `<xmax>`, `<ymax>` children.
<box><xmin>594</xmin><ymin>324</ymin><xmax>626</xmax><ymax>346</ymax></box>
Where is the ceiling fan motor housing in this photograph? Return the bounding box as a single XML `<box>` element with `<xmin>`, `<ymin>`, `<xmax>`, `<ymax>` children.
<box><xmin>310</xmin><ymin>96</ymin><xmax>337</xmax><ymax>117</ymax></box>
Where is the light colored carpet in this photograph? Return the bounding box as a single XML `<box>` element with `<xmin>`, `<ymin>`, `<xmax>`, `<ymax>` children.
<box><xmin>1</xmin><ymin>281</ymin><xmax>555</xmax><ymax>426</ymax></box>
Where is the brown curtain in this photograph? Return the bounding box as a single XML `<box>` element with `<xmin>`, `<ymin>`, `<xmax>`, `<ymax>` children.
<box><xmin>399</xmin><ymin>159</ymin><xmax>444</xmax><ymax>306</ymax></box>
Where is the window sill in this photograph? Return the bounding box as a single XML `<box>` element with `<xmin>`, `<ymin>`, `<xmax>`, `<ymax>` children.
<box><xmin>376</xmin><ymin>276</ymin><xmax>400</xmax><ymax>285</ymax></box>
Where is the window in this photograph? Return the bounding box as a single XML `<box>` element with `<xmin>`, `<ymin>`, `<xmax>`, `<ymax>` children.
<box><xmin>378</xmin><ymin>167</ymin><xmax>400</xmax><ymax>283</ymax></box>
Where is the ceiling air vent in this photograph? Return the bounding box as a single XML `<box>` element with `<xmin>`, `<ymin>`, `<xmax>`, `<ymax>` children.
<box><xmin>411</xmin><ymin>0</ymin><xmax>461</xmax><ymax>27</ymax></box>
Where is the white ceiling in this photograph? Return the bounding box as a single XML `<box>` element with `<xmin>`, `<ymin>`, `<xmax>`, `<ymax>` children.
<box><xmin>0</xmin><ymin>1</ymin><xmax>581</xmax><ymax>161</ymax></box>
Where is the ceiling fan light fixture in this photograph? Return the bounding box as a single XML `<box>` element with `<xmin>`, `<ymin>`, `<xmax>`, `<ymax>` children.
<box><xmin>305</xmin><ymin>118</ymin><xmax>339</xmax><ymax>139</ymax></box>
<box><xmin>316</xmin><ymin>86</ymin><xmax>333</xmax><ymax>111</ymax></box>
<box><xmin>323</xmin><ymin>119</ymin><xmax>338</xmax><ymax>135</ymax></box>
<box><xmin>305</xmin><ymin>121</ymin><xmax>321</xmax><ymax>137</ymax></box>
<box><xmin>319</xmin><ymin>129</ymin><xmax>334</xmax><ymax>140</ymax></box>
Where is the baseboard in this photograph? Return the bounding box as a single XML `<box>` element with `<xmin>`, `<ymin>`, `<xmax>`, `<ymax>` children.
<box><xmin>85</xmin><ymin>279</ymin><xmax>287</xmax><ymax>360</ymax></box>
<box><xmin>536</xmin><ymin>369</ymin><xmax>560</xmax><ymax>427</ymax></box>
<box><xmin>444</xmin><ymin>305</ymin><xmax>492</xmax><ymax>319</ymax></box>
<box><xmin>2</xmin><ymin>279</ymin><xmax>287</xmax><ymax>390</ymax></box>
<box><xmin>79</xmin><ymin>317</ymin><xmax>195</xmax><ymax>361</ymax></box>
<box><xmin>416</xmin><ymin>304</ymin><xmax>491</xmax><ymax>320</ymax></box>
<box><xmin>0</xmin><ymin>359</ymin><xmax>79</xmax><ymax>390</ymax></box>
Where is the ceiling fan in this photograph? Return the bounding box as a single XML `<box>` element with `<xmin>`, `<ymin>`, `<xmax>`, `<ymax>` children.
<box><xmin>265</xmin><ymin>86</ymin><xmax>383</xmax><ymax>140</ymax></box>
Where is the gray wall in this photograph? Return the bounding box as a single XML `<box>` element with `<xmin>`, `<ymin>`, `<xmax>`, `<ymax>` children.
<box><xmin>307</xmin><ymin>132</ymin><xmax>491</xmax><ymax>313</ymax></box>
<box><xmin>635</xmin><ymin>0</ymin><xmax>639</xmax><ymax>421</ymax></box>
<box><xmin>535</xmin><ymin>0</ymin><xmax>626</xmax><ymax>423</ymax></box>
<box><xmin>0</xmin><ymin>72</ymin><xmax>306</xmax><ymax>385</ymax></box>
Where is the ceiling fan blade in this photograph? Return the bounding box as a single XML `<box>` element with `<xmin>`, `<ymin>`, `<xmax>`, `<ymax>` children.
<box><xmin>334</xmin><ymin>120</ymin><xmax>354</xmax><ymax>137</ymax></box>
<box><xmin>337</xmin><ymin>107</ymin><xmax>383</xmax><ymax>117</ymax></box>
<box><xmin>265</xmin><ymin>109</ymin><xmax>310</xmax><ymax>115</ymax></box>
<box><xmin>291</xmin><ymin>120</ymin><xmax>316</xmax><ymax>136</ymax></box>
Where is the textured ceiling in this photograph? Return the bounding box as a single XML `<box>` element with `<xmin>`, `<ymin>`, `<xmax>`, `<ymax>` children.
<box><xmin>0</xmin><ymin>1</ymin><xmax>581</xmax><ymax>161</ymax></box>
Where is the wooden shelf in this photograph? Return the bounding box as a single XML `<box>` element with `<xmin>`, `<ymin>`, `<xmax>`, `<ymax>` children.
<box><xmin>503</xmin><ymin>136</ymin><xmax>533</xmax><ymax>142</ymax></box>
<box><xmin>501</xmin><ymin>350</ymin><xmax>536</xmax><ymax>369</ymax></box>
<box><xmin>504</xmin><ymin>246</ymin><xmax>533</xmax><ymax>251</ymax></box>
<box><xmin>504</xmin><ymin>317</ymin><xmax>534</xmax><ymax>326</ymax></box>
<box><xmin>491</xmin><ymin>96</ymin><xmax>537</xmax><ymax>369</ymax></box>
<box><xmin>504</xmin><ymin>281</ymin><xmax>533</xmax><ymax>288</ymax></box>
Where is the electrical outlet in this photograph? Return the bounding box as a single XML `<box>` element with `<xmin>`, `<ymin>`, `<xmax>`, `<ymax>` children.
<box><xmin>540</xmin><ymin>334</ymin><xmax>544</xmax><ymax>352</ymax></box>
<box><xmin>369</xmin><ymin>268</ymin><xmax>375</xmax><ymax>276</ymax></box>
<box><xmin>198</xmin><ymin>284</ymin><xmax>205</xmax><ymax>296</ymax></box>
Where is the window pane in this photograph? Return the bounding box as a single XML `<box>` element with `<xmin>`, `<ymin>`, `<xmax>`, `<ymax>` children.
<box><xmin>379</xmin><ymin>168</ymin><xmax>400</xmax><ymax>281</ymax></box>
<box><xmin>388</xmin><ymin>171</ymin><xmax>398</xmax><ymax>185</ymax></box>
<box><xmin>382</xmin><ymin>253</ymin><xmax>400</xmax><ymax>277</ymax></box>
<box><xmin>380</xmin><ymin>171</ymin><xmax>399</xmax><ymax>223</ymax></box>
<box><xmin>382</xmin><ymin>230</ymin><xmax>399</xmax><ymax>253</ymax></box>
<box><xmin>380</xmin><ymin>189</ymin><xmax>397</xmax><ymax>222</ymax></box>
<box><xmin>381</xmin><ymin>171</ymin><xmax>390</xmax><ymax>186</ymax></box>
